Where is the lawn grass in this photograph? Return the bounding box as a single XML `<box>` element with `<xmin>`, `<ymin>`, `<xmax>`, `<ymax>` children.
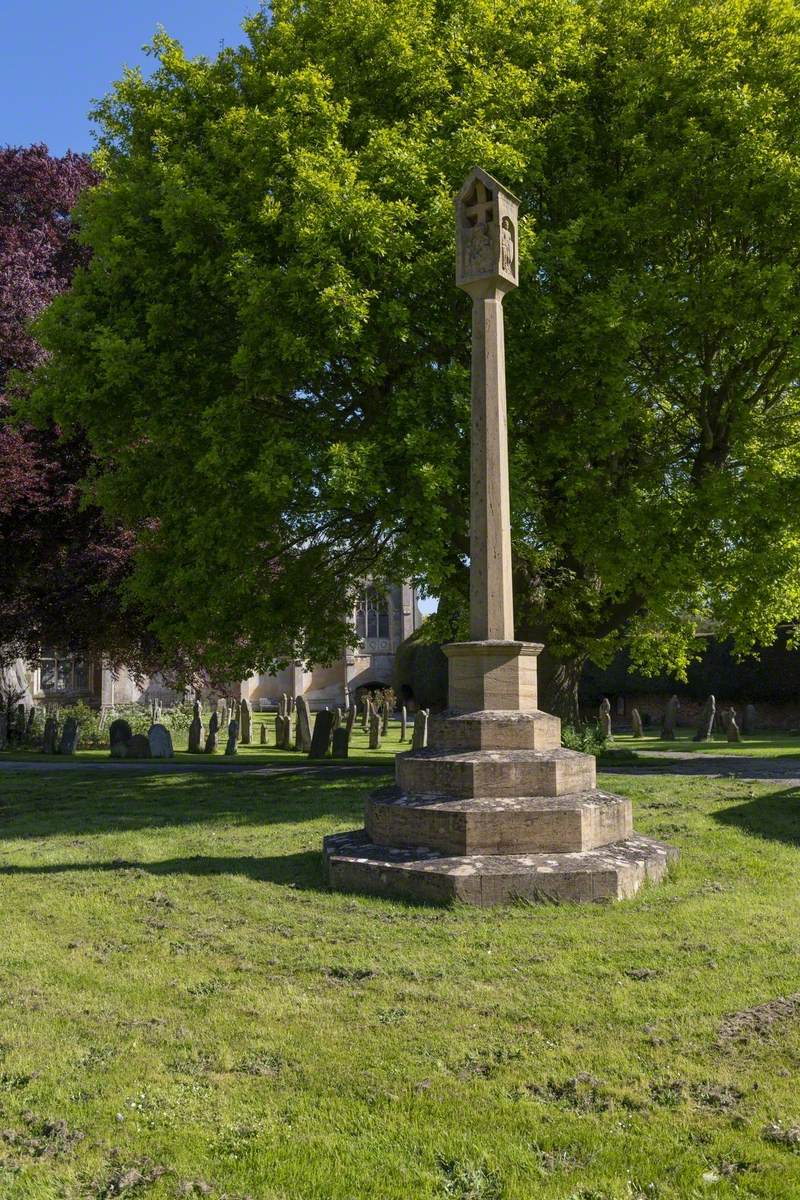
<box><xmin>0</xmin><ymin>713</ymin><xmax>403</xmax><ymax>768</ymax></box>
<box><xmin>610</xmin><ymin>730</ymin><xmax>800</xmax><ymax>758</ymax></box>
<box><xmin>1</xmin><ymin>766</ymin><xmax>800</xmax><ymax>1198</ymax></box>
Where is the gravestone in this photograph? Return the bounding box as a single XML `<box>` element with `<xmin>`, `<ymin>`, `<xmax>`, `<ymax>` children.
<box><xmin>726</xmin><ymin>707</ymin><xmax>741</xmax><ymax>742</ymax></box>
<box><xmin>188</xmin><ymin>712</ymin><xmax>204</xmax><ymax>753</ymax></box>
<box><xmin>361</xmin><ymin>698</ymin><xmax>370</xmax><ymax>731</ymax></box>
<box><xmin>598</xmin><ymin>697</ymin><xmax>612</xmax><ymax>739</ymax></box>
<box><xmin>345</xmin><ymin>704</ymin><xmax>356</xmax><ymax>739</ymax></box>
<box><xmin>148</xmin><ymin>723</ymin><xmax>174</xmax><ymax>758</ymax></box>
<box><xmin>411</xmin><ymin>708</ymin><xmax>428</xmax><ymax>750</ymax></box>
<box><xmin>662</xmin><ymin>695</ymin><xmax>679</xmax><ymax>740</ymax></box>
<box><xmin>295</xmin><ymin>696</ymin><xmax>313</xmax><ymax>753</ymax></box>
<box><xmin>109</xmin><ymin>718</ymin><xmax>133</xmax><ymax>758</ymax></box>
<box><xmin>42</xmin><ymin>717</ymin><xmax>59</xmax><ymax>755</ymax></box>
<box><xmin>631</xmin><ymin>708</ymin><xmax>643</xmax><ymax>738</ymax></box>
<box><xmin>25</xmin><ymin>707</ymin><xmax>36</xmax><ymax>739</ymax></box>
<box><xmin>205</xmin><ymin>710</ymin><xmax>220</xmax><ymax>754</ymax></box>
<box><xmin>742</xmin><ymin>703</ymin><xmax>757</xmax><ymax>735</ymax></box>
<box><xmin>260</xmin><ymin>723</ymin><xmax>267</xmax><ymax>745</ymax></box>
<box><xmin>281</xmin><ymin>712</ymin><xmax>294</xmax><ymax>751</ymax></box>
<box><xmin>380</xmin><ymin>700</ymin><xmax>389</xmax><ymax>736</ymax></box>
<box><xmin>400</xmin><ymin>706</ymin><xmax>407</xmax><ymax>743</ymax></box>
<box><xmin>240</xmin><ymin>698</ymin><xmax>252</xmax><ymax>744</ymax></box>
<box><xmin>332</xmin><ymin>728</ymin><xmax>349</xmax><ymax>759</ymax></box>
<box><xmin>323</xmin><ymin>169</ymin><xmax>677</xmax><ymax>905</ymax></box>
<box><xmin>332</xmin><ymin>707</ymin><xmax>342</xmax><ymax>732</ymax></box>
<box><xmin>369</xmin><ymin>711</ymin><xmax>381</xmax><ymax>750</ymax></box>
<box><xmin>127</xmin><ymin>734</ymin><xmax>152</xmax><ymax>759</ymax></box>
<box><xmin>225</xmin><ymin>720</ymin><xmax>239</xmax><ymax>755</ymax></box>
<box><xmin>693</xmin><ymin>695</ymin><xmax>716</xmax><ymax>742</ymax></box>
<box><xmin>275</xmin><ymin>714</ymin><xmax>285</xmax><ymax>747</ymax></box>
<box><xmin>309</xmin><ymin>710</ymin><xmax>334</xmax><ymax>759</ymax></box>
<box><xmin>58</xmin><ymin>717</ymin><xmax>80</xmax><ymax>756</ymax></box>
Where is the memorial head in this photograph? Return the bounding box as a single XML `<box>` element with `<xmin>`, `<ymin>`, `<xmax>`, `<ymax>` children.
<box><xmin>455</xmin><ymin>167</ymin><xmax>519</xmax><ymax>293</ymax></box>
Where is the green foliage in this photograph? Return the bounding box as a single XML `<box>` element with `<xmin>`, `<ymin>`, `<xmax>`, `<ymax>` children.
<box><xmin>560</xmin><ymin>723</ymin><xmax>607</xmax><ymax>756</ymax></box>
<box><xmin>22</xmin><ymin>0</ymin><xmax>800</xmax><ymax>682</ymax></box>
<box><xmin>393</xmin><ymin>629</ymin><xmax>449</xmax><ymax>710</ymax></box>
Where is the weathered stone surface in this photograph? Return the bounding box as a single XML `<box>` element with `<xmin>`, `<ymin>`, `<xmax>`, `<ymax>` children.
<box><xmin>631</xmin><ymin>708</ymin><xmax>643</xmax><ymax>738</ymax></box>
<box><xmin>369</xmin><ymin>712</ymin><xmax>381</xmax><ymax>750</ymax></box>
<box><xmin>324</xmin><ymin>831</ymin><xmax>677</xmax><ymax>906</ymax></box>
<box><xmin>109</xmin><ymin>718</ymin><xmax>132</xmax><ymax>758</ymax></box>
<box><xmin>345</xmin><ymin>704</ymin><xmax>356</xmax><ymax>738</ymax></box>
<box><xmin>295</xmin><ymin>696</ymin><xmax>312</xmax><ymax>753</ymax></box>
<box><xmin>309</xmin><ymin>709</ymin><xmax>334</xmax><ymax>759</ymax></box>
<box><xmin>396</xmin><ymin>747</ymin><xmax>596</xmax><ymax>800</ymax></box>
<box><xmin>694</xmin><ymin>695</ymin><xmax>716</xmax><ymax>742</ymax></box>
<box><xmin>281</xmin><ymin>712</ymin><xmax>294</xmax><ymax>751</ymax></box>
<box><xmin>332</xmin><ymin>728</ymin><xmax>350</xmax><ymax>759</ymax></box>
<box><xmin>444</xmin><ymin>640</ymin><xmax>541</xmax><ymax>712</ymax></box>
<box><xmin>188</xmin><ymin>716</ymin><xmax>204</xmax><ymax>754</ymax></box>
<box><xmin>205</xmin><ymin>711</ymin><xmax>219</xmax><ymax>754</ymax></box>
<box><xmin>260</xmin><ymin>723</ymin><xmax>267</xmax><ymax>745</ymax></box>
<box><xmin>148</xmin><ymin>723</ymin><xmax>174</xmax><ymax>759</ymax></box>
<box><xmin>365</xmin><ymin>786</ymin><xmax>632</xmax><ymax>855</ymax></box>
<box><xmin>411</xmin><ymin>709</ymin><xmax>428</xmax><ymax>751</ymax></box>
<box><xmin>43</xmin><ymin>717</ymin><xmax>59</xmax><ymax>755</ymax></box>
<box><xmin>400</xmin><ymin>706</ymin><xmax>408</xmax><ymax>743</ymax></box>
<box><xmin>380</xmin><ymin>701</ymin><xmax>389</xmax><ymax>736</ymax></box>
<box><xmin>742</xmin><ymin>703</ymin><xmax>757</xmax><ymax>735</ymax></box>
<box><xmin>662</xmin><ymin>695</ymin><xmax>679</xmax><ymax>740</ymax></box>
<box><xmin>127</xmin><ymin>734</ymin><xmax>151</xmax><ymax>759</ymax></box>
<box><xmin>225</xmin><ymin>720</ymin><xmax>239</xmax><ymax>756</ymax></box>
<box><xmin>726</xmin><ymin>708</ymin><xmax>741</xmax><ymax>742</ymax></box>
<box><xmin>429</xmin><ymin>709</ymin><xmax>560</xmax><ymax>752</ymax></box>
<box><xmin>599</xmin><ymin>697</ymin><xmax>612</xmax><ymax>739</ymax></box>
<box><xmin>240</xmin><ymin>698</ymin><xmax>252</xmax><ymax>744</ymax></box>
<box><xmin>58</xmin><ymin>717</ymin><xmax>80</xmax><ymax>756</ymax></box>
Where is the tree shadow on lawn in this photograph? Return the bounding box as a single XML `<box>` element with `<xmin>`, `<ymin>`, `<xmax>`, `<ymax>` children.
<box><xmin>711</xmin><ymin>786</ymin><xmax>800</xmax><ymax>846</ymax></box>
<box><xmin>0</xmin><ymin>849</ymin><xmax>327</xmax><ymax>891</ymax></box>
<box><xmin>0</xmin><ymin>771</ymin><xmax>385</xmax><ymax>841</ymax></box>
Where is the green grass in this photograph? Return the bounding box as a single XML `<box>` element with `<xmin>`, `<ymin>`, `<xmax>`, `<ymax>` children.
<box><xmin>0</xmin><ymin>712</ymin><xmax>403</xmax><ymax>767</ymax></box>
<box><xmin>609</xmin><ymin>730</ymin><xmax>800</xmax><ymax>757</ymax></box>
<box><xmin>2</xmin><ymin>766</ymin><xmax>800</xmax><ymax>1198</ymax></box>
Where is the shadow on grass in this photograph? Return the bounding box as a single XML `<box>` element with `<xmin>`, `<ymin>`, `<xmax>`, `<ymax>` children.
<box><xmin>0</xmin><ymin>771</ymin><xmax>385</xmax><ymax>841</ymax></box>
<box><xmin>711</xmin><ymin>787</ymin><xmax>800</xmax><ymax>846</ymax></box>
<box><xmin>0</xmin><ymin>850</ymin><xmax>327</xmax><ymax>890</ymax></box>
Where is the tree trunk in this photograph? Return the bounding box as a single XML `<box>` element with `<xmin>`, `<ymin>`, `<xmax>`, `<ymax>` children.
<box><xmin>534</xmin><ymin>646</ymin><xmax>587</xmax><ymax>727</ymax></box>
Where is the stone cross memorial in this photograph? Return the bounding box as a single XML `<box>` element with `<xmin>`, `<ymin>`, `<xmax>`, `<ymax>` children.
<box><xmin>323</xmin><ymin>168</ymin><xmax>677</xmax><ymax>904</ymax></box>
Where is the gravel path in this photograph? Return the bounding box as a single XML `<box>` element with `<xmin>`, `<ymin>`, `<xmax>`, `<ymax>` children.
<box><xmin>600</xmin><ymin>750</ymin><xmax>800</xmax><ymax>784</ymax></box>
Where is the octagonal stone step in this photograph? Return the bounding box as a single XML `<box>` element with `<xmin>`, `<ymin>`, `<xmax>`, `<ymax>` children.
<box><xmin>428</xmin><ymin>709</ymin><xmax>561</xmax><ymax>752</ymax></box>
<box><xmin>365</xmin><ymin>786</ymin><xmax>631</xmax><ymax>855</ymax></box>
<box><xmin>395</xmin><ymin>747</ymin><xmax>595</xmax><ymax>800</ymax></box>
<box><xmin>323</xmin><ymin>830</ymin><xmax>678</xmax><ymax>906</ymax></box>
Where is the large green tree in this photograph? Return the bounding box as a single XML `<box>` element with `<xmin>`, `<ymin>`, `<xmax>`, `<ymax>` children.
<box><xmin>25</xmin><ymin>0</ymin><xmax>800</xmax><ymax>713</ymax></box>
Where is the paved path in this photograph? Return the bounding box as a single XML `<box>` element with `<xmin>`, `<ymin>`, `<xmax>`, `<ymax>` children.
<box><xmin>0</xmin><ymin>758</ymin><xmax>390</xmax><ymax>779</ymax></box>
<box><xmin>600</xmin><ymin>750</ymin><xmax>800</xmax><ymax>785</ymax></box>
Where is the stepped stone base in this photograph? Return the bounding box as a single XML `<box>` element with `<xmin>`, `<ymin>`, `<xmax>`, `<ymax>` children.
<box><xmin>323</xmin><ymin>831</ymin><xmax>677</xmax><ymax>906</ymax></box>
<box><xmin>396</xmin><ymin>747</ymin><xmax>595</xmax><ymax>799</ymax></box>
<box><xmin>365</xmin><ymin>786</ymin><xmax>632</xmax><ymax>855</ymax></box>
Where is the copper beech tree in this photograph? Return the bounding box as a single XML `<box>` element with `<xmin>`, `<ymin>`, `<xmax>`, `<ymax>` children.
<box><xmin>23</xmin><ymin>0</ymin><xmax>800</xmax><ymax>716</ymax></box>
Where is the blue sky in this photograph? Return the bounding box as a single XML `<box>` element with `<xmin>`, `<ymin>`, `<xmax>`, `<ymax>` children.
<box><xmin>1</xmin><ymin>1</ymin><xmax>260</xmax><ymax>155</ymax></box>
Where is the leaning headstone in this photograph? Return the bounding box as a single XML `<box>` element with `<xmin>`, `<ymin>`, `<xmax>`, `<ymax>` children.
<box><xmin>205</xmin><ymin>710</ymin><xmax>220</xmax><ymax>754</ymax></box>
<box><xmin>742</xmin><ymin>703</ymin><xmax>757</xmax><ymax>736</ymax></box>
<box><xmin>332</xmin><ymin>727</ymin><xmax>350</xmax><ymax>759</ymax></box>
<box><xmin>400</xmin><ymin>705</ymin><xmax>407</xmax><ymax>743</ymax></box>
<box><xmin>42</xmin><ymin>716</ymin><xmax>60</xmax><ymax>755</ymax></box>
<box><xmin>345</xmin><ymin>703</ymin><xmax>356</xmax><ymax>739</ymax></box>
<box><xmin>369</xmin><ymin>711</ymin><xmax>381</xmax><ymax>750</ymax></box>
<box><xmin>631</xmin><ymin>708</ymin><xmax>643</xmax><ymax>738</ymax></box>
<box><xmin>148</xmin><ymin>723</ymin><xmax>174</xmax><ymax>759</ymax></box>
<box><xmin>225</xmin><ymin>719</ymin><xmax>239</xmax><ymax>755</ymax></box>
<box><xmin>598</xmin><ymin>697</ymin><xmax>612</xmax><ymax>739</ymax></box>
<box><xmin>127</xmin><ymin>733</ymin><xmax>152</xmax><ymax>759</ymax></box>
<box><xmin>693</xmin><ymin>694</ymin><xmax>716</xmax><ymax>742</ymax></box>
<box><xmin>240</xmin><ymin>698</ymin><xmax>252</xmax><ymax>745</ymax></box>
<box><xmin>58</xmin><ymin>717</ymin><xmax>80</xmax><ymax>756</ymax></box>
<box><xmin>726</xmin><ymin>708</ymin><xmax>742</xmax><ymax>743</ymax></box>
<box><xmin>309</xmin><ymin>709</ymin><xmax>334</xmax><ymax>759</ymax></box>
<box><xmin>0</xmin><ymin>713</ymin><xmax>7</xmax><ymax>750</ymax></box>
<box><xmin>109</xmin><ymin>718</ymin><xmax>133</xmax><ymax>758</ymax></box>
<box><xmin>411</xmin><ymin>709</ymin><xmax>429</xmax><ymax>750</ymax></box>
<box><xmin>295</xmin><ymin>696</ymin><xmax>313</xmax><ymax>753</ymax></box>
<box><xmin>661</xmin><ymin>695</ymin><xmax>679</xmax><ymax>740</ymax></box>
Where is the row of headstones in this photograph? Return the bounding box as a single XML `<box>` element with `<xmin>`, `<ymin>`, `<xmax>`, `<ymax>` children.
<box><xmin>0</xmin><ymin>704</ymin><xmax>37</xmax><ymax>750</ymax></box>
<box><xmin>109</xmin><ymin>719</ymin><xmax>175</xmax><ymax>759</ymax></box>
<box><xmin>271</xmin><ymin>694</ymin><xmax>430</xmax><ymax>759</ymax></box>
<box><xmin>186</xmin><ymin>699</ymin><xmax>247</xmax><ymax>755</ymax></box>
<box><xmin>599</xmin><ymin>696</ymin><xmax>758</xmax><ymax>743</ymax></box>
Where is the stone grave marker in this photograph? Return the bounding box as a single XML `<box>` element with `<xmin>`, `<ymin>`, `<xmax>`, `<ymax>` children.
<box><xmin>127</xmin><ymin>733</ymin><xmax>151</xmax><ymax>759</ymax></box>
<box><xmin>188</xmin><ymin>710</ymin><xmax>204</xmax><ymax>753</ymax></box>
<box><xmin>295</xmin><ymin>696</ymin><xmax>313</xmax><ymax>753</ymax></box>
<box><xmin>332</xmin><ymin>727</ymin><xmax>349</xmax><ymax>759</ymax></box>
<box><xmin>240</xmin><ymin>698</ymin><xmax>252</xmax><ymax>744</ymax></box>
<box><xmin>631</xmin><ymin>708</ymin><xmax>643</xmax><ymax>738</ymax></box>
<box><xmin>400</xmin><ymin>705</ymin><xmax>407</xmax><ymax>743</ymax></box>
<box><xmin>205</xmin><ymin>711</ymin><xmax>219</xmax><ymax>754</ymax></box>
<box><xmin>281</xmin><ymin>712</ymin><xmax>294</xmax><ymax>750</ymax></box>
<box><xmin>411</xmin><ymin>708</ymin><xmax>428</xmax><ymax>750</ymax></box>
<box><xmin>260</xmin><ymin>723</ymin><xmax>267</xmax><ymax>745</ymax></box>
<box><xmin>598</xmin><ymin>697</ymin><xmax>612</xmax><ymax>739</ymax></box>
<box><xmin>148</xmin><ymin>723</ymin><xmax>174</xmax><ymax>758</ymax></box>
<box><xmin>742</xmin><ymin>703</ymin><xmax>757</xmax><ymax>735</ymax></box>
<box><xmin>380</xmin><ymin>700</ymin><xmax>389</xmax><ymax>736</ymax></box>
<box><xmin>225</xmin><ymin>720</ymin><xmax>239</xmax><ymax>755</ymax></box>
<box><xmin>109</xmin><ymin>718</ymin><xmax>133</xmax><ymax>758</ymax></box>
<box><xmin>43</xmin><ymin>716</ymin><xmax>60</xmax><ymax>755</ymax></box>
<box><xmin>309</xmin><ymin>709</ymin><xmax>334</xmax><ymax>759</ymax></box>
<box><xmin>661</xmin><ymin>695</ymin><xmax>679</xmax><ymax>740</ymax></box>
<box><xmin>58</xmin><ymin>717</ymin><xmax>80</xmax><ymax>756</ymax></box>
<box><xmin>369</xmin><ymin>711</ymin><xmax>381</xmax><ymax>750</ymax></box>
<box><xmin>726</xmin><ymin>707</ymin><xmax>741</xmax><ymax>742</ymax></box>
<box><xmin>693</xmin><ymin>695</ymin><xmax>716</xmax><ymax>742</ymax></box>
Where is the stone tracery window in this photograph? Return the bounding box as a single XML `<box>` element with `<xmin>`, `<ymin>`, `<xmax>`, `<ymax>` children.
<box><xmin>37</xmin><ymin>648</ymin><xmax>89</xmax><ymax>694</ymax></box>
<box><xmin>355</xmin><ymin>587</ymin><xmax>390</xmax><ymax>641</ymax></box>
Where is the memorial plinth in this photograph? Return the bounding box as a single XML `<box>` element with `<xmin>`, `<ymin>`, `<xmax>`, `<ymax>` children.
<box><xmin>323</xmin><ymin>169</ymin><xmax>677</xmax><ymax>904</ymax></box>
